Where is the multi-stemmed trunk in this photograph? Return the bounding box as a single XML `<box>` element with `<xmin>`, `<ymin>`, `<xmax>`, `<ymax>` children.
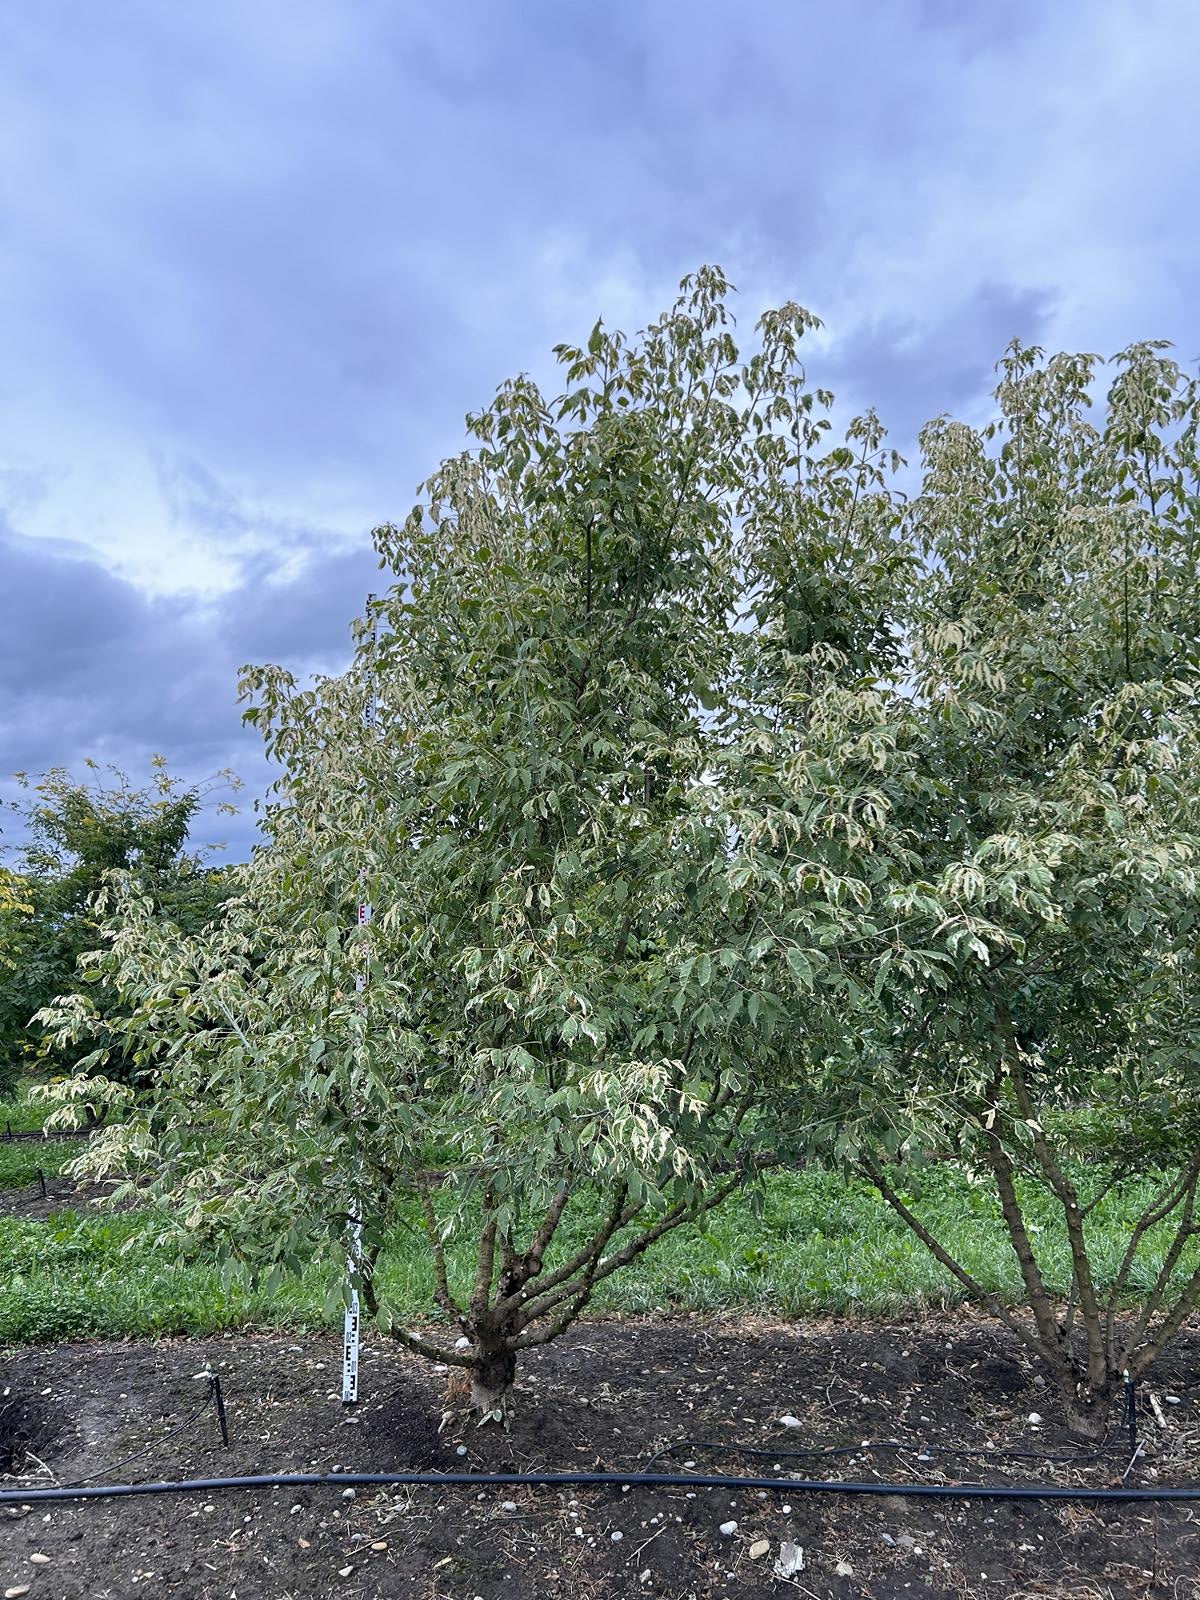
<box><xmin>376</xmin><ymin>1151</ymin><xmax>747</xmax><ymax>1417</ymax></box>
<box><xmin>863</xmin><ymin>1064</ymin><xmax>1200</xmax><ymax>1443</ymax></box>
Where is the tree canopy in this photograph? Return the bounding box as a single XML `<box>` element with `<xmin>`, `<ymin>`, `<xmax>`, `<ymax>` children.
<box><xmin>39</xmin><ymin>274</ymin><xmax>1200</xmax><ymax>1430</ymax></box>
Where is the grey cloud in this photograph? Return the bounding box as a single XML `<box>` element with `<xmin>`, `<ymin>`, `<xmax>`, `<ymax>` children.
<box><xmin>0</xmin><ymin>515</ymin><xmax>377</xmax><ymax>859</ymax></box>
<box><xmin>824</xmin><ymin>283</ymin><xmax>1060</xmax><ymax>451</ymax></box>
<box><xmin>1</xmin><ymin>0</ymin><xmax>1197</xmax><ymax>865</ymax></box>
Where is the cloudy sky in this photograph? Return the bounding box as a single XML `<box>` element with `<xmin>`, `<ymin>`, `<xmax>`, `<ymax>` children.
<box><xmin>1</xmin><ymin>0</ymin><xmax>1196</xmax><ymax>858</ymax></box>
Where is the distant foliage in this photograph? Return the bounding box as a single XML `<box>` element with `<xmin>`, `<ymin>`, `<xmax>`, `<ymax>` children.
<box><xmin>1</xmin><ymin>760</ymin><xmax>237</xmax><ymax>1098</ymax></box>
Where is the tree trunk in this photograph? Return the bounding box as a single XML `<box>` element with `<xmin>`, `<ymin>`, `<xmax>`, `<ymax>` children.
<box><xmin>1061</xmin><ymin>1377</ymin><xmax>1115</xmax><ymax>1443</ymax></box>
<box><xmin>469</xmin><ymin>1337</ymin><xmax>517</xmax><ymax>1417</ymax></box>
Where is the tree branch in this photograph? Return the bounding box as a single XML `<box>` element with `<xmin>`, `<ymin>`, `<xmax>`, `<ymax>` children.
<box><xmin>860</xmin><ymin>1151</ymin><xmax>1053</xmax><ymax>1367</ymax></box>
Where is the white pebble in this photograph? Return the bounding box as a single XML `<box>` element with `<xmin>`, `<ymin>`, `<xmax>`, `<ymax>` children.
<box><xmin>1027</xmin><ymin>1412</ymin><xmax>1043</xmax><ymax>1425</ymax></box>
<box><xmin>456</xmin><ymin>1446</ymin><xmax>468</xmax><ymax>1457</ymax></box>
<box><xmin>719</xmin><ymin>1519</ymin><xmax>738</xmax><ymax>1536</ymax></box>
<box><xmin>611</xmin><ymin>1531</ymin><xmax>623</xmax><ymax>1542</ymax></box>
<box><xmin>342</xmin><ymin>1488</ymin><xmax>356</xmax><ymax>1501</ymax></box>
<box><xmin>502</xmin><ymin>1500</ymin><xmax>517</xmax><ymax>1511</ymax></box>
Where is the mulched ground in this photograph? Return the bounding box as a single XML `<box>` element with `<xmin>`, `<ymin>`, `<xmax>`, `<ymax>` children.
<box><xmin>3</xmin><ymin>1314</ymin><xmax>1200</xmax><ymax>1600</ymax></box>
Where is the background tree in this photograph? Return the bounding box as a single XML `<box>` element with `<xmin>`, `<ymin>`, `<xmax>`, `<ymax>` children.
<box><xmin>2</xmin><ymin>760</ymin><xmax>237</xmax><ymax>1100</ymax></box>
<box><xmin>826</xmin><ymin>339</ymin><xmax>1200</xmax><ymax>1438</ymax></box>
<box><xmin>0</xmin><ymin>867</ymin><xmax>35</xmax><ymax>1098</ymax></box>
<box><xmin>44</xmin><ymin>270</ymin><xmax>909</xmax><ymax>1414</ymax></box>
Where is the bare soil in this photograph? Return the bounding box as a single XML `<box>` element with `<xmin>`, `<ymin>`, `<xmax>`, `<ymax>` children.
<box><xmin>0</xmin><ymin>1175</ymin><xmax>127</xmax><ymax>1223</ymax></box>
<box><xmin>3</xmin><ymin>1314</ymin><xmax>1200</xmax><ymax>1599</ymax></box>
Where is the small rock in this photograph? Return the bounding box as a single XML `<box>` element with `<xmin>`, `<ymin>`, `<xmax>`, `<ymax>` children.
<box><xmin>298</xmin><ymin>1538</ymin><xmax>311</xmax><ymax>1549</ymax></box>
<box><xmin>371</xmin><ymin>1540</ymin><xmax>387</xmax><ymax>1551</ymax></box>
<box><xmin>455</xmin><ymin>1336</ymin><xmax>472</xmax><ymax>1350</ymax></box>
<box><xmin>835</xmin><ymin>1559</ymin><xmax>854</xmax><ymax>1577</ymax></box>
<box><xmin>774</xmin><ymin>1542</ymin><xmax>805</xmax><ymax>1578</ymax></box>
<box><xmin>1027</xmin><ymin>1412</ymin><xmax>1043</xmax><ymax>1425</ymax></box>
<box><xmin>6</xmin><ymin>1587</ymin><xmax>32</xmax><ymax>1598</ymax></box>
<box><xmin>611</xmin><ymin>1531</ymin><xmax>623</xmax><ymax>1542</ymax></box>
<box><xmin>338</xmin><ymin>1566</ymin><xmax>354</xmax><ymax>1578</ymax></box>
<box><xmin>639</xmin><ymin>1571</ymin><xmax>651</xmax><ymax>1584</ymax></box>
<box><xmin>501</xmin><ymin>1500</ymin><xmax>517</xmax><ymax>1511</ymax></box>
<box><xmin>719</xmin><ymin>1519</ymin><xmax>738</xmax><ymax>1536</ymax></box>
<box><xmin>342</xmin><ymin>1488</ymin><xmax>356</xmax><ymax>1501</ymax></box>
<box><xmin>1166</xmin><ymin>1395</ymin><xmax>1182</xmax><ymax>1405</ymax></box>
<box><xmin>28</xmin><ymin>1556</ymin><xmax>50</xmax><ymax>1566</ymax></box>
<box><xmin>290</xmin><ymin>1505</ymin><xmax>302</xmax><ymax>1515</ymax></box>
<box><xmin>456</xmin><ymin>1446</ymin><xmax>468</xmax><ymax>1457</ymax></box>
<box><xmin>749</xmin><ymin>1539</ymin><xmax>770</xmax><ymax>1559</ymax></box>
<box><xmin>881</xmin><ymin>1532</ymin><xmax>896</xmax><ymax>1546</ymax></box>
<box><xmin>778</xmin><ymin>1414</ymin><xmax>803</xmax><ymax>1429</ymax></box>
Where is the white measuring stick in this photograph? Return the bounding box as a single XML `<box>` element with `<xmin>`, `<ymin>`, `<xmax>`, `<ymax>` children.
<box><xmin>342</xmin><ymin>596</ymin><xmax>377</xmax><ymax>1406</ymax></box>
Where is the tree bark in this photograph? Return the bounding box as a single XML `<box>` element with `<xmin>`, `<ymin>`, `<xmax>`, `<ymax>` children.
<box><xmin>468</xmin><ymin>1327</ymin><xmax>518</xmax><ymax>1415</ymax></box>
<box><xmin>1064</xmin><ymin>1385</ymin><xmax>1114</xmax><ymax>1444</ymax></box>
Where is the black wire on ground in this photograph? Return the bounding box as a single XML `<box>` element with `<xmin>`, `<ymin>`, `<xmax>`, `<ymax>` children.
<box><xmin>3</xmin><ymin>1468</ymin><xmax>1200</xmax><ymax>1507</ymax></box>
<box><xmin>642</xmin><ymin>1381</ymin><xmax>1135</xmax><ymax>1473</ymax></box>
<box><xmin>6</xmin><ymin>1379</ymin><xmax>219</xmax><ymax>1492</ymax></box>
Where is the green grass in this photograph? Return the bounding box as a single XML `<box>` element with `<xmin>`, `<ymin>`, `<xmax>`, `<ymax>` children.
<box><xmin>2</xmin><ymin>1158</ymin><xmax>1197</xmax><ymax>1346</ymax></box>
<box><xmin>0</xmin><ymin>1086</ymin><xmax>80</xmax><ymax>1188</ymax></box>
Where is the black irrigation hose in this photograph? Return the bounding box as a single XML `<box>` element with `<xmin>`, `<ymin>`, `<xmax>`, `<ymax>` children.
<box><xmin>4</xmin><ymin>1469</ymin><xmax>1200</xmax><ymax>1506</ymax></box>
<box><xmin>0</xmin><ymin>1125</ymin><xmax>91</xmax><ymax>1143</ymax></box>
<box><xmin>4</xmin><ymin>1365</ymin><xmax>1185</xmax><ymax>1509</ymax></box>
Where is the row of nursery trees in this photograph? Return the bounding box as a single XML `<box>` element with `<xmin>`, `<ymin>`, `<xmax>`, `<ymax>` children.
<box><xmin>38</xmin><ymin>268</ymin><xmax>1200</xmax><ymax>1440</ymax></box>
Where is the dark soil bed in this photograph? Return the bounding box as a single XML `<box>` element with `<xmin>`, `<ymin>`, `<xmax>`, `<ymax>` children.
<box><xmin>3</xmin><ymin>1314</ymin><xmax>1200</xmax><ymax>1599</ymax></box>
<box><xmin>0</xmin><ymin>1175</ymin><xmax>128</xmax><ymax>1222</ymax></box>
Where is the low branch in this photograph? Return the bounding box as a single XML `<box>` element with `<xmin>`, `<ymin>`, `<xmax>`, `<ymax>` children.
<box><xmin>514</xmin><ymin>1180</ymin><xmax>633</xmax><ymax>1330</ymax></box>
<box><xmin>1121</xmin><ymin>1178</ymin><xmax>1200</xmax><ymax>1368</ymax></box>
<box><xmin>980</xmin><ymin>1130</ymin><xmax>1070</xmax><ymax>1371</ymax></box>
<box><xmin>517</xmin><ymin>1171</ymin><xmax>745</xmax><ymax>1333</ymax></box>
<box><xmin>860</xmin><ymin>1152</ymin><xmax>1051</xmax><ymax>1366</ymax></box>
<box><xmin>388</xmin><ymin>1324</ymin><xmax>476</xmax><ymax>1368</ymax></box>
<box><xmin>415</xmin><ymin>1169</ymin><xmax>465</xmax><ymax>1324</ymax></box>
<box><xmin>471</xmin><ymin>1203</ymin><xmax>498</xmax><ymax>1321</ymax></box>
<box><xmin>1105</xmin><ymin>1152</ymin><xmax>1200</xmax><ymax>1352</ymax></box>
<box><xmin>496</xmin><ymin>1187</ymin><xmax>641</xmax><ymax>1318</ymax></box>
<box><xmin>1007</xmin><ymin>1047</ymin><xmax>1106</xmax><ymax>1390</ymax></box>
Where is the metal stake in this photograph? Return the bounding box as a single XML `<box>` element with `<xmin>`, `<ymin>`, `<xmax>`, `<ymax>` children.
<box><xmin>342</xmin><ymin>594</ymin><xmax>377</xmax><ymax>1406</ymax></box>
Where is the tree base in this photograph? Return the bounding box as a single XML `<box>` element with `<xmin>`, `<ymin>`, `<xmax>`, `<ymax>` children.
<box><xmin>1064</xmin><ymin>1392</ymin><xmax>1113</xmax><ymax>1443</ymax></box>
